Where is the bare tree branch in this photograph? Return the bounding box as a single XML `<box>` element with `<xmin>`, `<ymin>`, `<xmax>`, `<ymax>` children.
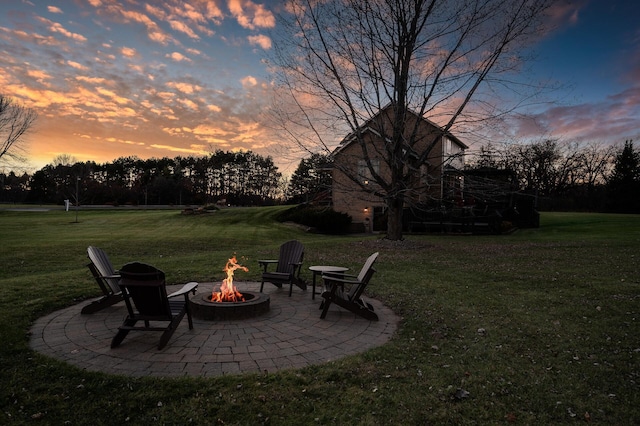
<box><xmin>270</xmin><ymin>0</ymin><xmax>552</xmax><ymax>239</ymax></box>
<box><xmin>0</xmin><ymin>95</ymin><xmax>37</xmax><ymax>163</ymax></box>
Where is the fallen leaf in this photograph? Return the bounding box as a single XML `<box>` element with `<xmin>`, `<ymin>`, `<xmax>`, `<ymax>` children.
<box><xmin>453</xmin><ymin>388</ymin><xmax>470</xmax><ymax>400</ymax></box>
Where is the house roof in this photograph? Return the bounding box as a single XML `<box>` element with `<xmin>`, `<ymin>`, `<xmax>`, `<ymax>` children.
<box><xmin>334</xmin><ymin>104</ymin><xmax>468</xmax><ymax>156</ymax></box>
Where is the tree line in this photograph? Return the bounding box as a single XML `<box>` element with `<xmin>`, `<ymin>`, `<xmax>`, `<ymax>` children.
<box><xmin>466</xmin><ymin>139</ymin><xmax>640</xmax><ymax>213</ymax></box>
<box><xmin>1</xmin><ymin>139</ymin><xmax>638</xmax><ymax>214</ymax></box>
<box><xmin>1</xmin><ymin>151</ymin><xmax>285</xmax><ymax>207</ymax></box>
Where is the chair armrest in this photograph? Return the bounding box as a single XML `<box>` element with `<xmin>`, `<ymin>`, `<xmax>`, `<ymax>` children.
<box><xmin>322</xmin><ymin>271</ymin><xmax>356</xmax><ymax>279</ymax></box>
<box><xmin>321</xmin><ymin>275</ymin><xmax>361</xmax><ymax>286</ymax></box>
<box><xmin>87</xmin><ymin>262</ymin><xmax>121</xmax><ymax>280</ymax></box>
<box><xmin>103</xmin><ymin>274</ymin><xmax>120</xmax><ymax>279</ymax></box>
<box><xmin>258</xmin><ymin>259</ymin><xmax>278</xmax><ymax>272</ymax></box>
<box><xmin>168</xmin><ymin>282</ymin><xmax>198</xmax><ymax>298</ymax></box>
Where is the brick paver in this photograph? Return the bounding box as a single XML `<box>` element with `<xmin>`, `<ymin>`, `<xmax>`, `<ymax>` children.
<box><xmin>30</xmin><ymin>282</ymin><xmax>398</xmax><ymax>377</ymax></box>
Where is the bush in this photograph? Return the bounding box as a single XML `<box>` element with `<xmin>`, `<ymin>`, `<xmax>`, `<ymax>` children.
<box><xmin>277</xmin><ymin>205</ymin><xmax>352</xmax><ymax>234</ymax></box>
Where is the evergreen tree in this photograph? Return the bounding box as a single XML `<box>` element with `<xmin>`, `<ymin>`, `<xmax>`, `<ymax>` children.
<box><xmin>287</xmin><ymin>153</ymin><xmax>332</xmax><ymax>203</ymax></box>
<box><xmin>607</xmin><ymin>141</ymin><xmax>640</xmax><ymax>213</ymax></box>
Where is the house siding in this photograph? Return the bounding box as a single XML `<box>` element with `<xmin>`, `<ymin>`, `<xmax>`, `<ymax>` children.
<box><xmin>331</xmin><ymin>107</ymin><xmax>466</xmax><ymax>231</ymax></box>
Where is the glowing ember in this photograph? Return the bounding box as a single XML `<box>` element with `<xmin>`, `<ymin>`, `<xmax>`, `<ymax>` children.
<box><xmin>211</xmin><ymin>255</ymin><xmax>249</xmax><ymax>302</ymax></box>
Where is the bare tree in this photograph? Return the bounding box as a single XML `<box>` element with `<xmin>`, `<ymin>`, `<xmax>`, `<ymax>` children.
<box><xmin>51</xmin><ymin>154</ymin><xmax>79</xmax><ymax>167</ymax></box>
<box><xmin>578</xmin><ymin>142</ymin><xmax>616</xmax><ymax>188</ymax></box>
<box><xmin>270</xmin><ymin>0</ymin><xmax>552</xmax><ymax>239</ymax></box>
<box><xmin>494</xmin><ymin>139</ymin><xmax>616</xmax><ymax>196</ymax></box>
<box><xmin>0</xmin><ymin>95</ymin><xmax>37</xmax><ymax>163</ymax></box>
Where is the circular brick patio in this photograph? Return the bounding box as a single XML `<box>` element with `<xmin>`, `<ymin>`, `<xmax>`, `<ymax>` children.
<box><xmin>30</xmin><ymin>282</ymin><xmax>398</xmax><ymax>377</ymax></box>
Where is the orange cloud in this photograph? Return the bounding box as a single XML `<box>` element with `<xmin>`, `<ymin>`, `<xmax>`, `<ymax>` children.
<box><xmin>96</xmin><ymin>87</ymin><xmax>131</xmax><ymax>105</ymax></box>
<box><xmin>106</xmin><ymin>5</ymin><xmax>173</xmax><ymax>46</ymax></box>
<box><xmin>67</xmin><ymin>60</ymin><xmax>89</xmax><ymax>71</ymax></box>
<box><xmin>76</xmin><ymin>75</ymin><xmax>111</xmax><ymax>84</ymax></box>
<box><xmin>145</xmin><ymin>4</ymin><xmax>166</xmax><ymax>20</ymax></box>
<box><xmin>248</xmin><ymin>34</ymin><xmax>271</xmax><ymax>49</ymax></box>
<box><xmin>228</xmin><ymin>0</ymin><xmax>276</xmax><ymax>30</ymax></box>
<box><xmin>241</xmin><ymin>76</ymin><xmax>258</xmax><ymax>88</ymax></box>
<box><xmin>149</xmin><ymin>143</ymin><xmax>208</xmax><ymax>155</ymax></box>
<box><xmin>177</xmin><ymin>98</ymin><xmax>199</xmax><ymax>110</ymax></box>
<box><xmin>166</xmin><ymin>51</ymin><xmax>191</xmax><ymax>62</ymax></box>
<box><xmin>36</xmin><ymin>16</ymin><xmax>87</xmax><ymax>42</ymax></box>
<box><xmin>26</xmin><ymin>69</ymin><xmax>52</xmax><ymax>82</ymax></box>
<box><xmin>120</xmin><ymin>46</ymin><xmax>137</xmax><ymax>57</ymax></box>
<box><xmin>167</xmin><ymin>81</ymin><xmax>202</xmax><ymax>94</ymax></box>
<box><xmin>169</xmin><ymin>19</ymin><xmax>200</xmax><ymax>39</ymax></box>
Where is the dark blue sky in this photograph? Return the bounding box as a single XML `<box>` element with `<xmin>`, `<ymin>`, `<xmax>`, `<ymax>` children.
<box><xmin>514</xmin><ymin>0</ymin><xmax>640</xmax><ymax>142</ymax></box>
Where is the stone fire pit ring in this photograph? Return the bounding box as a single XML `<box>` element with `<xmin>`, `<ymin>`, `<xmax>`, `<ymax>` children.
<box><xmin>189</xmin><ymin>289</ymin><xmax>270</xmax><ymax>320</ymax></box>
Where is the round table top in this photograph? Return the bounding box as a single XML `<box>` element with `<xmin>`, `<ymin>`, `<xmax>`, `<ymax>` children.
<box><xmin>308</xmin><ymin>265</ymin><xmax>349</xmax><ymax>273</ymax></box>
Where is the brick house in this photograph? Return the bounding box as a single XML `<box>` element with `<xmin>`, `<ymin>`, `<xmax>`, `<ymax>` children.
<box><xmin>331</xmin><ymin>105</ymin><xmax>467</xmax><ymax>232</ymax></box>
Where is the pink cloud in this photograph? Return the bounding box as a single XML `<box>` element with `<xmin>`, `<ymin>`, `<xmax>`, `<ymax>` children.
<box><xmin>88</xmin><ymin>2</ymin><xmax>173</xmax><ymax>46</ymax></box>
<box><xmin>513</xmin><ymin>85</ymin><xmax>640</xmax><ymax>143</ymax></box>
<box><xmin>543</xmin><ymin>0</ymin><xmax>588</xmax><ymax>36</ymax></box>
<box><xmin>228</xmin><ymin>0</ymin><xmax>276</xmax><ymax>30</ymax></box>
<box><xmin>120</xmin><ymin>46</ymin><xmax>137</xmax><ymax>57</ymax></box>
<box><xmin>166</xmin><ymin>52</ymin><xmax>191</xmax><ymax>62</ymax></box>
<box><xmin>168</xmin><ymin>19</ymin><xmax>199</xmax><ymax>39</ymax></box>
<box><xmin>248</xmin><ymin>34</ymin><xmax>271</xmax><ymax>49</ymax></box>
<box><xmin>241</xmin><ymin>75</ymin><xmax>257</xmax><ymax>88</ymax></box>
<box><xmin>35</xmin><ymin>16</ymin><xmax>87</xmax><ymax>42</ymax></box>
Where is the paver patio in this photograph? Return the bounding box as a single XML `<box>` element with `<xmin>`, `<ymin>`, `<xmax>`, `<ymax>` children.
<box><xmin>30</xmin><ymin>281</ymin><xmax>398</xmax><ymax>377</ymax></box>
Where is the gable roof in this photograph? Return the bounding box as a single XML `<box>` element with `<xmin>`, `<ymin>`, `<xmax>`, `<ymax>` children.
<box><xmin>334</xmin><ymin>104</ymin><xmax>468</xmax><ymax>155</ymax></box>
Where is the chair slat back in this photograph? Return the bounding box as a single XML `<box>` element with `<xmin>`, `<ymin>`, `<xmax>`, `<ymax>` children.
<box><xmin>87</xmin><ymin>246</ymin><xmax>120</xmax><ymax>294</ymax></box>
<box><xmin>276</xmin><ymin>240</ymin><xmax>304</xmax><ymax>274</ymax></box>
<box><xmin>348</xmin><ymin>252</ymin><xmax>379</xmax><ymax>300</ymax></box>
<box><xmin>356</xmin><ymin>252</ymin><xmax>379</xmax><ymax>282</ymax></box>
<box><xmin>119</xmin><ymin>262</ymin><xmax>171</xmax><ymax>319</ymax></box>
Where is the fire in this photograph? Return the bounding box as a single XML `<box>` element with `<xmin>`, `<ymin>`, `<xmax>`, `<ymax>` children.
<box><xmin>210</xmin><ymin>255</ymin><xmax>249</xmax><ymax>302</ymax></box>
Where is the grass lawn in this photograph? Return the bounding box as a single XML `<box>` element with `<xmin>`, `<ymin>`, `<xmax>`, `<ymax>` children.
<box><xmin>0</xmin><ymin>207</ymin><xmax>639</xmax><ymax>424</ymax></box>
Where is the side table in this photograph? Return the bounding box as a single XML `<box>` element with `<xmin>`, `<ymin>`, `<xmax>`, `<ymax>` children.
<box><xmin>308</xmin><ymin>265</ymin><xmax>349</xmax><ymax>300</ymax></box>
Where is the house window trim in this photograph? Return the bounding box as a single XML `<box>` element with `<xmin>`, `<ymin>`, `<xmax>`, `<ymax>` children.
<box><xmin>358</xmin><ymin>158</ymin><xmax>380</xmax><ymax>185</ymax></box>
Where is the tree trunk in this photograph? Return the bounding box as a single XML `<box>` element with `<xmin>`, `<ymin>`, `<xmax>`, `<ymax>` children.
<box><xmin>386</xmin><ymin>195</ymin><xmax>405</xmax><ymax>240</ymax></box>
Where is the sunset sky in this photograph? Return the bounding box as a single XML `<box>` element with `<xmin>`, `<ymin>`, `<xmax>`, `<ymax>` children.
<box><xmin>1</xmin><ymin>0</ymin><xmax>639</xmax><ymax>175</ymax></box>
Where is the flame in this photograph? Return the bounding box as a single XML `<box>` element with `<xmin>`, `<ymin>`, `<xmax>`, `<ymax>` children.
<box><xmin>211</xmin><ymin>255</ymin><xmax>249</xmax><ymax>302</ymax></box>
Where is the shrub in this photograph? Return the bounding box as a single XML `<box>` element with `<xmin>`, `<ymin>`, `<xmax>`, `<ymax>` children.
<box><xmin>277</xmin><ymin>205</ymin><xmax>352</xmax><ymax>234</ymax></box>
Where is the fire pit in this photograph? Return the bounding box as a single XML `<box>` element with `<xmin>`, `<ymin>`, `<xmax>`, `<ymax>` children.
<box><xmin>190</xmin><ymin>290</ymin><xmax>270</xmax><ymax>320</ymax></box>
<box><xmin>189</xmin><ymin>255</ymin><xmax>270</xmax><ymax>320</ymax></box>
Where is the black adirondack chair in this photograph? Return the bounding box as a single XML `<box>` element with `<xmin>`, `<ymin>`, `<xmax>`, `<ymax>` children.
<box><xmin>82</xmin><ymin>246</ymin><xmax>124</xmax><ymax>314</ymax></box>
<box><xmin>111</xmin><ymin>262</ymin><xmax>198</xmax><ymax>350</ymax></box>
<box><xmin>258</xmin><ymin>240</ymin><xmax>306</xmax><ymax>296</ymax></box>
<box><xmin>319</xmin><ymin>252</ymin><xmax>379</xmax><ymax>320</ymax></box>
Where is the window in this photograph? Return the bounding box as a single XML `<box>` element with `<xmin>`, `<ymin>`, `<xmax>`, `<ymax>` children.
<box><xmin>358</xmin><ymin>158</ymin><xmax>380</xmax><ymax>184</ymax></box>
<box><xmin>443</xmin><ymin>137</ymin><xmax>464</xmax><ymax>169</ymax></box>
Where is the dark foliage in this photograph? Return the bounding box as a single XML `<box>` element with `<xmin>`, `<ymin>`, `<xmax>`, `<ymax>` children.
<box><xmin>277</xmin><ymin>204</ymin><xmax>352</xmax><ymax>234</ymax></box>
<box><xmin>286</xmin><ymin>153</ymin><xmax>332</xmax><ymax>204</ymax></box>
<box><xmin>607</xmin><ymin>141</ymin><xmax>640</xmax><ymax>213</ymax></box>
<box><xmin>1</xmin><ymin>150</ymin><xmax>282</xmax><ymax>207</ymax></box>
<box><xmin>466</xmin><ymin>140</ymin><xmax>640</xmax><ymax>213</ymax></box>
